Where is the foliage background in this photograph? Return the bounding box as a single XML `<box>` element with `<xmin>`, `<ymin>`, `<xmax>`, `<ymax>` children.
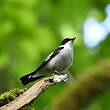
<box><xmin>0</xmin><ymin>0</ymin><xmax>110</xmax><ymax>110</ymax></box>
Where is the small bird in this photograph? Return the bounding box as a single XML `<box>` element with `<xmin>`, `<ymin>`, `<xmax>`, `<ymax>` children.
<box><xmin>20</xmin><ymin>37</ymin><xmax>76</xmax><ymax>86</ymax></box>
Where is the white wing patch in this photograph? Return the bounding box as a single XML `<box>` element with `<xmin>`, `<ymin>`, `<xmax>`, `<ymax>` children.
<box><xmin>45</xmin><ymin>52</ymin><xmax>53</xmax><ymax>62</ymax></box>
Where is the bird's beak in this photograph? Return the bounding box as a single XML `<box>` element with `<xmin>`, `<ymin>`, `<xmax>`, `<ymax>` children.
<box><xmin>71</xmin><ymin>37</ymin><xmax>76</xmax><ymax>41</ymax></box>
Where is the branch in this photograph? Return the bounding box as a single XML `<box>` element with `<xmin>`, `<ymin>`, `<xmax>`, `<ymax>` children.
<box><xmin>0</xmin><ymin>74</ymin><xmax>68</xmax><ymax>110</ymax></box>
<box><xmin>50</xmin><ymin>59</ymin><xmax>110</xmax><ymax>110</ymax></box>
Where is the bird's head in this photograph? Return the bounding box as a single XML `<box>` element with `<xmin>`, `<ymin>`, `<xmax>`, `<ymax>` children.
<box><xmin>61</xmin><ymin>37</ymin><xmax>76</xmax><ymax>46</ymax></box>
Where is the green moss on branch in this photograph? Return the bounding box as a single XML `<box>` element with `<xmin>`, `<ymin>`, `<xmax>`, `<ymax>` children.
<box><xmin>0</xmin><ymin>88</ymin><xmax>27</xmax><ymax>107</ymax></box>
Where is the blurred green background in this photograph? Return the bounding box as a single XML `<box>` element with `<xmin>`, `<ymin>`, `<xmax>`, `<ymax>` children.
<box><xmin>0</xmin><ymin>0</ymin><xmax>110</xmax><ymax>110</ymax></box>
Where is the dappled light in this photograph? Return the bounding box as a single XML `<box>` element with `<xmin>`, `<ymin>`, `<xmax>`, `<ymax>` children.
<box><xmin>83</xmin><ymin>4</ymin><xmax>110</xmax><ymax>48</ymax></box>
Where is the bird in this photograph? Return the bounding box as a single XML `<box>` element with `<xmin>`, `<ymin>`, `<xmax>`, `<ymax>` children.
<box><xmin>20</xmin><ymin>37</ymin><xmax>76</xmax><ymax>86</ymax></box>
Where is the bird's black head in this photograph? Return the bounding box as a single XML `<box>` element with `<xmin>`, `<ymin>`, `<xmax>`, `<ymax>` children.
<box><xmin>61</xmin><ymin>37</ymin><xmax>76</xmax><ymax>45</ymax></box>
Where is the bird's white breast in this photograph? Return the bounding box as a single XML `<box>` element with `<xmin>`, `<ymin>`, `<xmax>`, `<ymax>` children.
<box><xmin>47</xmin><ymin>43</ymin><xmax>73</xmax><ymax>72</ymax></box>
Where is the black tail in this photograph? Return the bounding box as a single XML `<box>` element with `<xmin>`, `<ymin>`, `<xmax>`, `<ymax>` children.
<box><xmin>20</xmin><ymin>73</ymin><xmax>44</xmax><ymax>86</ymax></box>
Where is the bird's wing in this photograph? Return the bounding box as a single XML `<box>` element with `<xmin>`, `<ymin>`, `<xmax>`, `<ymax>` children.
<box><xmin>34</xmin><ymin>46</ymin><xmax>64</xmax><ymax>72</ymax></box>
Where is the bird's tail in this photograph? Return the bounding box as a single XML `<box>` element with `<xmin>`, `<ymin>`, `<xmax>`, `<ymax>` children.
<box><xmin>20</xmin><ymin>72</ymin><xmax>44</xmax><ymax>86</ymax></box>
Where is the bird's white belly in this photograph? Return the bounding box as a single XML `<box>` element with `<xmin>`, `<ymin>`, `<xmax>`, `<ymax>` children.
<box><xmin>47</xmin><ymin>48</ymin><xmax>73</xmax><ymax>72</ymax></box>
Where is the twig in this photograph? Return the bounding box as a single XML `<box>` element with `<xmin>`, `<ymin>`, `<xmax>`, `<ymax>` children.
<box><xmin>0</xmin><ymin>74</ymin><xmax>68</xmax><ymax>110</ymax></box>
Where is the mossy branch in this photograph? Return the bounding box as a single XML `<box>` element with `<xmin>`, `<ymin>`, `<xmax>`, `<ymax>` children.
<box><xmin>50</xmin><ymin>59</ymin><xmax>110</xmax><ymax>110</ymax></box>
<box><xmin>0</xmin><ymin>74</ymin><xmax>67</xmax><ymax>110</ymax></box>
<box><xmin>0</xmin><ymin>88</ymin><xmax>27</xmax><ymax>107</ymax></box>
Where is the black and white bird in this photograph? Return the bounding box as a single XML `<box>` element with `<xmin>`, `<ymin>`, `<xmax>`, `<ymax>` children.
<box><xmin>20</xmin><ymin>37</ymin><xmax>76</xmax><ymax>86</ymax></box>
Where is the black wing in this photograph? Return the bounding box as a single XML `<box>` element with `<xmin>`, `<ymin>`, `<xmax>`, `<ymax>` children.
<box><xmin>34</xmin><ymin>46</ymin><xmax>64</xmax><ymax>72</ymax></box>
